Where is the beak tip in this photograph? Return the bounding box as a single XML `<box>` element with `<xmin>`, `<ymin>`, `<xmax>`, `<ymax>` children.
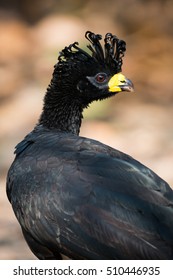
<box><xmin>121</xmin><ymin>78</ymin><xmax>134</xmax><ymax>93</ymax></box>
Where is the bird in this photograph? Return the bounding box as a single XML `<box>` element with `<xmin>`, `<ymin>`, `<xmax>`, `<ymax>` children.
<box><xmin>6</xmin><ymin>31</ymin><xmax>173</xmax><ymax>260</ymax></box>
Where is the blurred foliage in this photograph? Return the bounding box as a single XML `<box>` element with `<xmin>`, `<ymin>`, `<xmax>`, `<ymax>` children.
<box><xmin>0</xmin><ymin>0</ymin><xmax>86</xmax><ymax>23</ymax></box>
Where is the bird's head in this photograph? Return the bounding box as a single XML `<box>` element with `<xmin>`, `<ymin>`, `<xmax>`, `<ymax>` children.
<box><xmin>40</xmin><ymin>31</ymin><xmax>134</xmax><ymax>132</ymax></box>
<box><xmin>51</xmin><ymin>31</ymin><xmax>134</xmax><ymax>107</ymax></box>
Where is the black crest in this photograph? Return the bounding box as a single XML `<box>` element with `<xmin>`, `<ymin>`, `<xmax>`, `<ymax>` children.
<box><xmin>58</xmin><ymin>31</ymin><xmax>126</xmax><ymax>73</ymax></box>
<box><xmin>85</xmin><ymin>31</ymin><xmax>126</xmax><ymax>73</ymax></box>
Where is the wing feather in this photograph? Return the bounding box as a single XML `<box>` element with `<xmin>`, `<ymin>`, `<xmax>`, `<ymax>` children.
<box><xmin>7</xmin><ymin>128</ymin><xmax>173</xmax><ymax>259</ymax></box>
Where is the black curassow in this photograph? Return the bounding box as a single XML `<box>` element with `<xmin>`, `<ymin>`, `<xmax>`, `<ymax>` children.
<box><xmin>7</xmin><ymin>31</ymin><xmax>173</xmax><ymax>260</ymax></box>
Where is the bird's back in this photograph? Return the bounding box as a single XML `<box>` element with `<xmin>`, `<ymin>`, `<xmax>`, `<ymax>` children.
<box><xmin>7</xmin><ymin>125</ymin><xmax>173</xmax><ymax>259</ymax></box>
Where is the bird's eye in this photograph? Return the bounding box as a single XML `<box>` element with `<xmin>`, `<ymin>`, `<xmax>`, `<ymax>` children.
<box><xmin>95</xmin><ymin>73</ymin><xmax>108</xmax><ymax>83</ymax></box>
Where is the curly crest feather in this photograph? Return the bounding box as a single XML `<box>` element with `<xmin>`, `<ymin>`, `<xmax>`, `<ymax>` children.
<box><xmin>58</xmin><ymin>31</ymin><xmax>126</xmax><ymax>74</ymax></box>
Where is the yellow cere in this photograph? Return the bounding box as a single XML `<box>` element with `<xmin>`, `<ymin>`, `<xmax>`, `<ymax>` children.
<box><xmin>108</xmin><ymin>73</ymin><xmax>126</xmax><ymax>92</ymax></box>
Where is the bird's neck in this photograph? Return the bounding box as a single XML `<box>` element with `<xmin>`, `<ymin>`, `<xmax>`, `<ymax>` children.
<box><xmin>38</xmin><ymin>89</ymin><xmax>83</xmax><ymax>135</ymax></box>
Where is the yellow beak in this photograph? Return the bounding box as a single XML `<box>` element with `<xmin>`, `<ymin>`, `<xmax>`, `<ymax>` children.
<box><xmin>108</xmin><ymin>73</ymin><xmax>134</xmax><ymax>93</ymax></box>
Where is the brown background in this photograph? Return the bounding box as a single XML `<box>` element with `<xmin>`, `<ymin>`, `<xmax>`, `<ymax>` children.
<box><xmin>0</xmin><ymin>0</ymin><xmax>173</xmax><ymax>259</ymax></box>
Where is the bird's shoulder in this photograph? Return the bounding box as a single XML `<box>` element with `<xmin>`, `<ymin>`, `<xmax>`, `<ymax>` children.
<box><xmin>10</xmin><ymin>124</ymin><xmax>172</xmax><ymax>201</ymax></box>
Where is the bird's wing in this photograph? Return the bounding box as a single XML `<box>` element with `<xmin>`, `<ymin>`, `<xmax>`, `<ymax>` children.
<box><xmin>7</xmin><ymin>130</ymin><xmax>173</xmax><ymax>259</ymax></box>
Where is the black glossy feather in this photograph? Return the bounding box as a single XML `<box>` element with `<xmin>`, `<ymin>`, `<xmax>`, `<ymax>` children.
<box><xmin>7</xmin><ymin>126</ymin><xmax>173</xmax><ymax>259</ymax></box>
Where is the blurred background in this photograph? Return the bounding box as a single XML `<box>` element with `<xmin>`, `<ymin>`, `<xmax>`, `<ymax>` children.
<box><xmin>0</xmin><ymin>0</ymin><xmax>173</xmax><ymax>259</ymax></box>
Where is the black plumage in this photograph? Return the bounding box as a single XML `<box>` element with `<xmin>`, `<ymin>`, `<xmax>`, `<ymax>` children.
<box><xmin>6</xmin><ymin>31</ymin><xmax>173</xmax><ymax>259</ymax></box>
